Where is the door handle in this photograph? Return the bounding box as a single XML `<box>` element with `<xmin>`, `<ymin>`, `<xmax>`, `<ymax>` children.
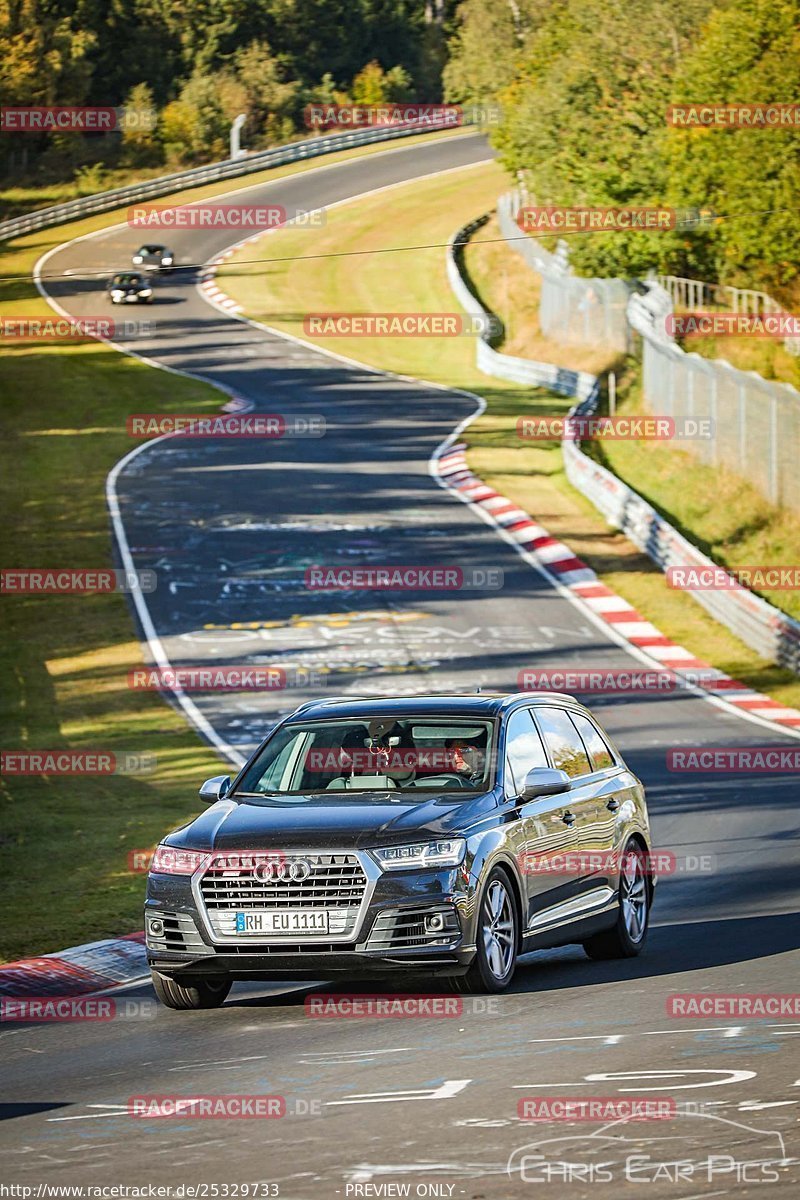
<box><xmin>561</xmin><ymin>810</ymin><xmax>576</xmax><ymax>826</ymax></box>
<box><xmin>606</xmin><ymin>799</ymin><xmax>620</xmax><ymax>812</ymax></box>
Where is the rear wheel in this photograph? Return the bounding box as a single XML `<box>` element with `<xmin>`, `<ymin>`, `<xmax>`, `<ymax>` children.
<box><xmin>583</xmin><ymin>841</ymin><xmax>650</xmax><ymax>960</ymax></box>
<box><xmin>150</xmin><ymin>968</ymin><xmax>231</xmax><ymax>1010</ymax></box>
<box><xmin>450</xmin><ymin>868</ymin><xmax>519</xmax><ymax>993</ymax></box>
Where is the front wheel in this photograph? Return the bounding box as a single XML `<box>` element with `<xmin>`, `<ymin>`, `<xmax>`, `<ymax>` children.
<box><xmin>583</xmin><ymin>841</ymin><xmax>650</xmax><ymax>960</ymax></box>
<box><xmin>450</xmin><ymin>868</ymin><xmax>519</xmax><ymax>993</ymax></box>
<box><xmin>150</xmin><ymin>968</ymin><xmax>231</xmax><ymax>1010</ymax></box>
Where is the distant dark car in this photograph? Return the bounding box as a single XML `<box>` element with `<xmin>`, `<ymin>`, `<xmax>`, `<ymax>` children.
<box><xmin>132</xmin><ymin>244</ymin><xmax>174</xmax><ymax>270</ymax></box>
<box><xmin>146</xmin><ymin>692</ymin><xmax>654</xmax><ymax>1009</ymax></box>
<box><xmin>107</xmin><ymin>272</ymin><xmax>152</xmax><ymax>304</ymax></box>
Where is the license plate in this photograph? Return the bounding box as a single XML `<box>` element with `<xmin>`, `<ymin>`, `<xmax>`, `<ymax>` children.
<box><xmin>235</xmin><ymin>910</ymin><xmax>330</xmax><ymax>935</ymax></box>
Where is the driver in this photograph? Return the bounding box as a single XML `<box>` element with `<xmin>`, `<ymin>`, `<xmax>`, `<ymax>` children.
<box><xmin>447</xmin><ymin>737</ymin><xmax>487</xmax><ymax>786</ymax></box>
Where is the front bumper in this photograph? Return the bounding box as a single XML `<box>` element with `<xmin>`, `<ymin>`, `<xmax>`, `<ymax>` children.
<box><xmin>145</xmin><ymin>854</ymin><xmax>477</xmax><ymax>980</ymax></box>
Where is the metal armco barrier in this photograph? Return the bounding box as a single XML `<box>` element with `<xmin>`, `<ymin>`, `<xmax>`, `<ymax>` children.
<box><xmin>447</xmin><ymin>216</ymin><xmax>800</xmax><ymax>674</ymax></box>
<box><xmin>0</xmin><ymin>120</ymin><xmax>462</xmax><ymax>242</ymax></box>
<box><xmin>497</xmin><ymin>191</ymin><xmax>632</xmax><ymax>355</ymax></box>
<box><xmin>447</xmin><ymin>218</ymin><xmax>599</xmax><ymax>402</ymax></box>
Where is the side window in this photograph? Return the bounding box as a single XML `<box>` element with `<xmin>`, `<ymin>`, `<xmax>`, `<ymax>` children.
<box><xmin>503</xmin><ymin>708</ymin><xmax>548</xmax><ymax>795</ymax></box>
<box><xmin>533</xmin><ymin>707</ymin><xmax>592</xmax><ymax>779</ymax></box>
<box><xmin>570</xmin><ymin>712</ymin><xmax>616</xmax><ymax>772</ymax></box>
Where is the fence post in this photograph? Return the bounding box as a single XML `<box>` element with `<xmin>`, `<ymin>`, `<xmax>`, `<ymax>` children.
<box><xmin>769</xmin><ymin>393</ymin><xmax>779</xmax><ymax>505</ymax></box>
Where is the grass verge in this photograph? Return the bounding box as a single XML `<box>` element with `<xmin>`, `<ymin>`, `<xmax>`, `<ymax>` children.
<box><xmin>218</xmin><ymin>168</ymin><xmax>800</xmax><ymax>710</ymax></box>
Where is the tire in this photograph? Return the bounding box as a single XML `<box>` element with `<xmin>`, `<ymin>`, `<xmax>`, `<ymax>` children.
<box><xmin>450</xmin><ymin>867</ymin><xmax>519</xmax><ymax>993</ymax></box>
<box><xmin>583</xmin><ymin>840</ymin><xmax>650</xmax><ymax>960</ymax></box>
<box><xmin>150</xmin><ymin>968</ymin><xmax>232</xmax><ymax>1010</ymax></box>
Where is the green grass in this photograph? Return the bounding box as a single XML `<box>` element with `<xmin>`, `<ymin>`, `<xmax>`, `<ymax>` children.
<box><xmin>218</xmin><ymin>168</ymin><xmax>800</xmax><ymax>711</ymax></box>
<box><xmin>0</xmin><ymin>129</ymin><xmax>475</xmax><ymax>961</ymax></box>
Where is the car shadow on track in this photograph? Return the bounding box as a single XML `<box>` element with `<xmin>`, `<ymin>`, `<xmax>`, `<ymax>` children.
<box><xmin>221</xmin><ymin>911</ymin><xmax>799</xmax><ymax>1007</ymax></box>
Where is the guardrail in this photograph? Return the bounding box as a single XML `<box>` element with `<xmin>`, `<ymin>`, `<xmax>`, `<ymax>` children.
<box><xmin>497</xmin><ymin>191</ymin><xmax>632</xmax><ymax>355</ymax></box>
<box><xmin>447</xmin><ymin>215</ymin><xmax>800</xmax><ymax>674</ymax></box>
<box><xmin>0</xmin><ymin>119</ymin><xmax>462</xmax><ymax>243</ymax></box>
<box><xmin>447</xmin><ymin>217</ymin><xmax>599</xmax><ymax>402</ymax></box>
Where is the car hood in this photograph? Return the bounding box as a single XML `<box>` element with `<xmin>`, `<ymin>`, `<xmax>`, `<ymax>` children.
<box><xmin>166</xmin><ymin>789</ymin><xmax>498</xmax><ymax>852</ymax></box>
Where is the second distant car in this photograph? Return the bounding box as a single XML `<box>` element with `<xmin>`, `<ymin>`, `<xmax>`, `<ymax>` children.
<box><xmin>132</xmin><ymin>244</ymin><xmax>174</xmax><ymax>270</ymax></box>
<box><xmin>107</xmin><ymin>272</ymin><xmax>153</xmax><ymax>304</ymax></box>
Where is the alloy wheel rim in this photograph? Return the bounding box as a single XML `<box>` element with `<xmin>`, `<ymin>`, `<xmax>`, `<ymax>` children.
<box><xmin>482</xmin><ymin>879</ymin><xmax>515</xmax><ymax>980</ymax></box>
<box><xmin>621</xmin><ymin>848</ymin><xmax>648</xmax><ymax>942</ymax></box>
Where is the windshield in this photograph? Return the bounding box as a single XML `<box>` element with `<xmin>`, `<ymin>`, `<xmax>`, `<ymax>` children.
<box><xmin>236</xmin><ymin>717</ymin><xmax>496</xmax><ymax>796</ymax></box>
<box><xmin>112</xmin><ymin>273</ymin><xmax>142</xmax><ymax>285</ymax></box>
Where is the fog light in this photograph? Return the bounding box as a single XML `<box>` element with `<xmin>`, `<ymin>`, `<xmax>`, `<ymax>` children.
<box><xmin>425</xmin><ymin>913</ymin><xmax>445</xmax><ymax>933</ymax></box>
<box><xmin>148</xmin><ymin>917</ymin><xmax>165</xmax><ymax>937</ymax></box>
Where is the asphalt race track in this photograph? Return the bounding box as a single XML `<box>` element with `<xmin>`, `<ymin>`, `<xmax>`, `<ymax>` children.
<box><xmin>2</xmin><ymin>132</ymin><xmax>799</xmax><ymax>1196</ymax></box>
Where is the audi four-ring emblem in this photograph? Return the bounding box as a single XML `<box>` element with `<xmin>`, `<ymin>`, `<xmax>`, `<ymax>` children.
<box><xmin>253</xmin><ymin>858</ymin><xmax>312</xmax><ymax>883</ymax></box>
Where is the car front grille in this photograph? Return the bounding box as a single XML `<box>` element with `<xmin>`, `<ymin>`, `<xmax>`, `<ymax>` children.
<box><xmin>198</xmin><ymin>852</ymin><xmax>369</xmax><ymax>940</ymax></box>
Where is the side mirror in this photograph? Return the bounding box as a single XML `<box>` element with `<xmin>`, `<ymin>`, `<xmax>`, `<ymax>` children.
<box><xmin>521</xmin><ymin>767</ymin><xmax>571</xmax><ymax>800</ymax></box>
<box><xmin>199</xmin><ymin>774</ymin><xmax>231</xmax><ymax>801</ymax></box>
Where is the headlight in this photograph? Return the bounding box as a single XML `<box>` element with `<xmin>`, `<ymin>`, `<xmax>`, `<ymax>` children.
<box><xmin>371</xmin><ymin>838</ymin><xmax>466</xmax><ymax>871</ymax></box>
<box><xmin>132</xmin><ymin>256</ymin><xmax>142</xmax><ymax>263</ymax></box>
<box><xmin>111</xmin><ymin>290</ymin><xmax>123</xmax><ymax>299</ymax></box>
<box><xmin>139</xmin><ymin>288</ymin><xmax>152</xmax><ymax>297</ymax></box>
<box><xmin>162</xmin><ymin>256</ymin><xmax>173</xmax><ymax>265</ymax></box>
<box><xmin>150</xmin><ymin>845</ymin><xmax>210</xmax><ymax>875</ymax></box>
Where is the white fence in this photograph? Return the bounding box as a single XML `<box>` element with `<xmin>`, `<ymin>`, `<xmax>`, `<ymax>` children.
<box><xmin>629</xmin><ymin>284</ymin><xmax>800</xmax><ymax>510</ymax></box>
<box><xmin>447</xmin><ymin>216</ymin><xmax>800</xmax><ymax>674</ymax></box>
<box><xmin>657</xmin><ymin>274</ymin><xmax>800</xmax><ymax>356</ymax></box>
<box><xmin>0</xmin><ymin>119</ymin><xmax>460</xmax><ymax>242</ymax></box>
<box><xmin>498</xmin><ymin>191</ymin><xmax>632</xmax><ymax>354</ymax></box>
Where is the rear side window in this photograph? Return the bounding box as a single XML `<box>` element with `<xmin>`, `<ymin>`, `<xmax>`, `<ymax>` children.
<box><xmin>533</xmin><ymin>707</ymin><xmax>592</xmax><ymax>779</ymax></box>
<box><xmin>570</xmin><ymin>712</ymin><xmax>616</xmax><ymax>771</ymax></box>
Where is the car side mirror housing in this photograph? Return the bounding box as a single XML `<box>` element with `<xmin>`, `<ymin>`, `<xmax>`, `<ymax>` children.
<box><xmin>521</xmin><ymin>767</ymin><xmax>571</xmax><ymax>800</ymax></box>
<box><xmin>199</xmin><ymin>774</ymin><xmax>231</xmax><ymax>801</ymax></box>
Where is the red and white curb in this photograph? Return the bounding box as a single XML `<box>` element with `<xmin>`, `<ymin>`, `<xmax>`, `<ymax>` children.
<box><xmin>0</xmin><ymin>933</ymin><xmax>147</xmax><ymax>997</ymax></box>
<box><xmin>198</xmin><ymin>239</ymin><xmax>267</xmax><ymax>312</ymax></box>
<box><xmin>435</xmin><ymin>444</ymin><xmax>800</xmax><ymax>731</ymax></box>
